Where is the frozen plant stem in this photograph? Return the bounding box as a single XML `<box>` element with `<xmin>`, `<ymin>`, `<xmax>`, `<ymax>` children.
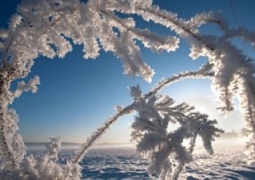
<box><xmin>73</xmin><ymin>66</ymin><xmax>213</xmax><ymax>164</ymax></box>
<box><xmin>0</xmin><ymin>73</ymin><xmax>17</xmax><ymax>168</ymax></box>
<box><xmin>72</xmin><ymin>104</ymin><xmax>134</xmax><ymax>164</ymax></box>
<box><xmin>172</xmin><ymin>133</ymin><xmax>197</xmax><ymax>180</ymax></box>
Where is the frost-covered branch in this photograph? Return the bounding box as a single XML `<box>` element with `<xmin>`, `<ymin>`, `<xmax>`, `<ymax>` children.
<box><xmin>130</xmin><ymin>85</ymin><xmax>223</xmax><ymax>179</ymax></box>
<box><xmin>99</xmin><ymin>10</ymin><xmax>179</xmax><ymax>53</ymax></box>
<box><xmin>12</xmin><ymin>76</ymin><xmax>40</xmax><ymax>101</ymax></box>
<box><xmin>71</xmin><ymin>65</ymin><xmax>213</xmax><ymax>167</ymax></box>
<box><xmin>127</xmin><ymin>2</ymin><xmax>255</xmax><ymax>111</ymax></box>
<box><xmin>0</xmin><ymin>109</ymin><xmax>25</xmax><ymax>169</ymax></box>
<box><xmin>144</xmin><ymin>62</ymin><xmax>213</xmax><ymax>99</ymax></box>
<box><xmin>71</xmin><ymin>104</ymin><xmax>134</xmax><ymax>164</ymax></box>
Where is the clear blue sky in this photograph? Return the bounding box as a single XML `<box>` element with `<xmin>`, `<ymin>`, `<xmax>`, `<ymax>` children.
<box><xmin>1</xmin><ymin>0</ymin><xmax>255</xmax><ymax>143</ymax></box>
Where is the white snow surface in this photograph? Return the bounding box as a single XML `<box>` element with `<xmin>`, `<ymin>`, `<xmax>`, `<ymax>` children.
<box><xmin>180</xmin><ymin>144</ymin><xmax>253</xmax><ymax>180</ymax></box>
<box><xmin>26</xmin><ymin>139</ymin><xmax>255</xmax><ymax>180</ymax></box>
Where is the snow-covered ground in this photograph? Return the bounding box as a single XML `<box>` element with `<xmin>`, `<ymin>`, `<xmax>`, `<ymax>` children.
<box><xmin>26</xmin><ymin>138</ymin><xmax>255</xmax><ymax>180</ymax></box>
<box><xmin>181</xmin><ymin>146</ymin><xmax>254</xmax><ymax>179</ymax></box>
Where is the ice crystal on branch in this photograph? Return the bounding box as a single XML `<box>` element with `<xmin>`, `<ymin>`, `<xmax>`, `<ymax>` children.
<box><xmin>0</xmin><ymin>109</ymin><xmax>26</xmax><ymax>170</ymax></box>
<box><xmin>130</xmin><ymin>85</ymin><xmax>223</xmax><ymax>179</ymax></box>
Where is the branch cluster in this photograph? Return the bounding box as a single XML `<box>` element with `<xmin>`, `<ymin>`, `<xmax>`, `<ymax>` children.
<box><xmin>130</xmin><ymin>85</ymin><xmax>223</xmax><ymax>179</ymax></box>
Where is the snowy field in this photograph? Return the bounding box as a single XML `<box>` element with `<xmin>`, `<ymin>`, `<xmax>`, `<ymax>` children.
<box><xmin>26</xmin><ymin>139</ymin><xmax>255</xmax><ymax>180</ymax></box>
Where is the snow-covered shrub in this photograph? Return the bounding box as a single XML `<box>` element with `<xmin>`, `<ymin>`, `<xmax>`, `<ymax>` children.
<box><xmin>130</xmin><ymin>85</ymin><xmax>223</xmax><ymax>179</ymax></box>
<box><xmin>0</xmin><ymin>137</ymin><xmax>81</xmax><ymax>180</ymax></box>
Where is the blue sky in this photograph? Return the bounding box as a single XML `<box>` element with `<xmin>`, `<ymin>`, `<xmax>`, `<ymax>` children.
<box><xmin>1</xmin><ymin>0</ymin><xmax>255</xmax><ymax>143</ymax></box>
